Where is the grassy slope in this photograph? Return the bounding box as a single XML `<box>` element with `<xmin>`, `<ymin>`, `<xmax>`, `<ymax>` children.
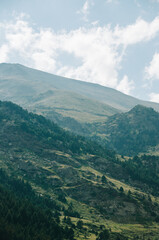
<box><xmin>28</xmin><ymin>89</ymin><xmax>119</xmax><ymax>122</ymax></box>
<box><xmin>0</xmin><ymin>63</ymin><xmax>159</xmax><ymax>124</ymax></box>
<box><xmin>0</xmin><ymin>63</ymin><xmax>119</xmax><ymax>123</ymax></box>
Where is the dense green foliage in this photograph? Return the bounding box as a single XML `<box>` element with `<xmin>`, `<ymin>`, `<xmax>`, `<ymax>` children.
<box><xmin>46</xmin><ymin>105</ymin><xmax>159</xmax><ymax>157</ymax></box>
<box><xmin>0</xmin><ymin>169</ymin><xmax>74</xmax><ymax>240</ymax></box>
<box><xmin>94</xmin><ymin>105</ymin><xmax>159</xmax><ymax>156</ymax></box>
<box><xmin>122</xmin><ymin>155</ymin><xmax>159</xmax><ymax>196</ymax></box>
<box><xmin>0</xmin><ymin>100</ymin><xmax>114</xmax><ymax>158</ymax></box>
<box><xmin>88</xmin><ymin>153</ymin><xmax>159</xmax><ymax>197</ymax></box>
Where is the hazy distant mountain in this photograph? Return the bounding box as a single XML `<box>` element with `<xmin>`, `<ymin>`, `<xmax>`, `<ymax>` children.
<box><xmin>0</xmin><ymin>63</ymin><xmax>159</xmax><ymax>124</ymax></box>
<box><xmin>0</xmin><ymin>63</ymin><xmax>119</xmax><ymax>123</ymax></box>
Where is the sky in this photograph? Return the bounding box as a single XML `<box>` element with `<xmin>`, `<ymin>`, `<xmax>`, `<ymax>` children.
<box><xmin>0</xmin><ymin>0</ymin><xmax>159</xmax><ymax>102</ymax></box>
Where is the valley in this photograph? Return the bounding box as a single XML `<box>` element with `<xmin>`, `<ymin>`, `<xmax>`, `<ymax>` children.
<box><xmin>0</xmin><ymin>100</ymin><xmax>159</xmax><ymax>239</ymax></box>
<box><xmin>0</xmin><ymin>64</ymin><xmax>159</xmax><ymax>239</ymax></box>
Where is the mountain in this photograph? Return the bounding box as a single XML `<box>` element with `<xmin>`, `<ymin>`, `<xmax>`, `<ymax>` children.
<box><xmin>0</xmin><ymin>63</ymin><xmax>120</xmax><ymax>123</ymax></box>
<box><xmin>1</xmin><ymin>62</ymin><xmax>159</xmax><ymax>238</ymax></box>
<box><xmin>0</xmin><ymin>100</ymin><xmax>159</xmax><ymax>239</ymax></box>
<box><xmin>0</xmin><ymin>63</ymin><xmax>159</xmax><ymax>125</ymax></box>
<box><xmin>93</xmin><ymin>105</ymin><xmax>159</xmax><ymax>156</ymax></box>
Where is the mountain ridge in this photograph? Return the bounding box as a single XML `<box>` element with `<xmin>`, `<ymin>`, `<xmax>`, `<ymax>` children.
<box><xmin>93</xmin><ymin>104</ymin><xmax>159</xmax><ymax>156</ymax></box>
<box><xmin>0</xmin><ymin>63</ymin><xmax>159</xmax><ymax>123</ymax></box>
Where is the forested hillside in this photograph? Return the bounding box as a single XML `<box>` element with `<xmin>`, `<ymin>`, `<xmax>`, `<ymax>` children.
<box><xmin>0</xmin><ymin>100</ymin><xmax>113</xmax><ymax>157</ymax></box>
<box><xmin>0</xmin><ymin>101</ymin><xmax>127</xmax><ymax>239</ymax></box>
<box><xmin>0</xmin><ymin>169</ymin><xmax>74</xmax><ymax>240</ymax></box>
<box><xmin>0</xmin><ymin>101</ymin><xmax>159</xmax><ymax>239</ymax></box>
<box><xmin>92</xmin><ymin>105</ymin><xmax>159</xmax><ymax>156</ymax></box>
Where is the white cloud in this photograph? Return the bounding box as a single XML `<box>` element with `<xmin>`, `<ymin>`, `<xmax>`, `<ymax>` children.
<box><xmin>1</xmin><ymin>15</ymin><xmax>159</xmax><ymax>95</ymax></box>
<box><xmin>117</xmin><ymin>75</ymin><xmax>134</xmax><ymax>95</ymax></box>
<box><xmin>114</xmin><ymin>17</ymin><xmax>159</xmax><ymax>46</ymax></box>
<box><xmin>77</xmin><ymin>0</ymin><xmax>94</xmax><ymax>22</ymax></box>
<box><xmin>56</xmin><ymin>27</ymin><xmax>119</xmax><ymax>88</ymax></box>
<box><xmin>149</xmin><ymin>93</ymin><xmax>159</xmax><ymax>103</ymax></box>
<box><xmin>1</xmin><ymin>18</ymin><xmax>59</xmax><ymax>71</ymax></box>
<box><xmin>0</xmin><ymin>45</ymin><xmax>9</xmax><ymax>63</ymax></box>
<box><xmin>145</xmin><ymin>53</ymin><xmax>159</xmax><ymax>80</ymax></box>
<box><xmin>5</xmin><ymin>19</ymin><xmax>35</xmax><ymax>55</ymax></box>
<box><xmin>91</xmin><ymin>20</ymin><xmax>99</xmax><ymax>26</ymax></box>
